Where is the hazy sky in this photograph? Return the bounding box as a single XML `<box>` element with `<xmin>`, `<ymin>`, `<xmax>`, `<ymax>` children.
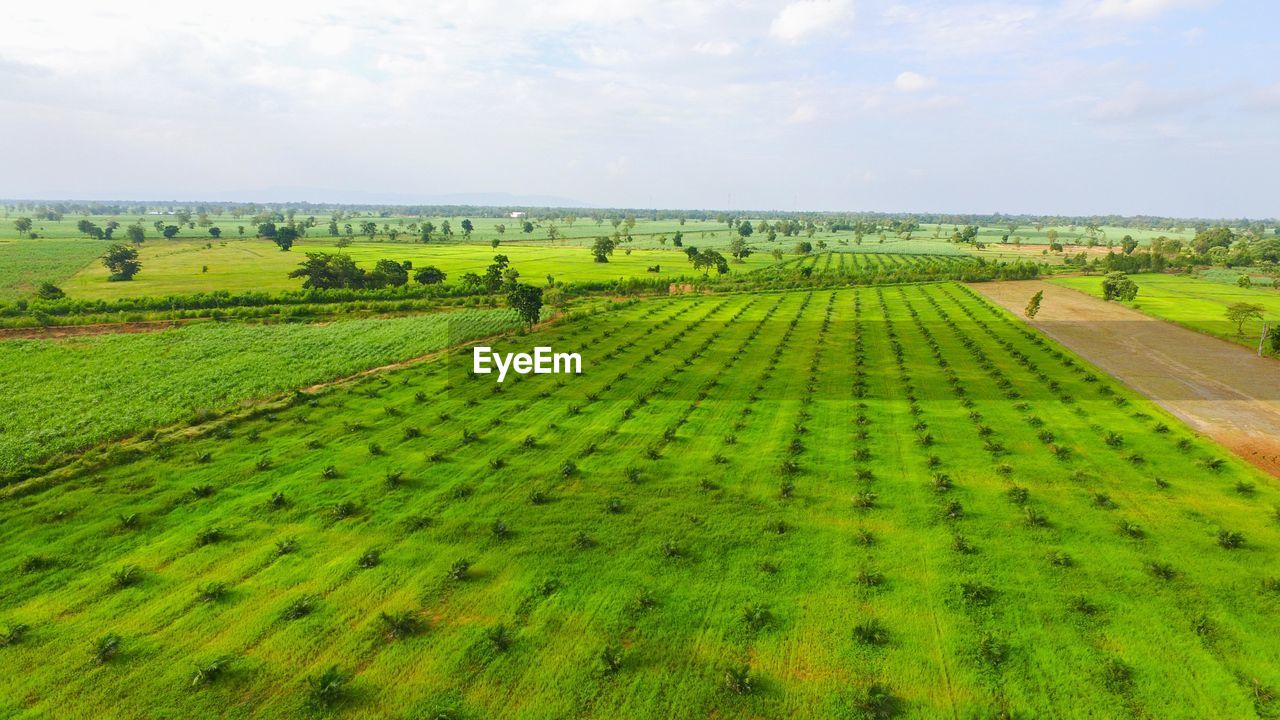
<box><xmin>1</xmin><ymin>0</ymin><xmax>1276</xmax><ymax>216</ymax></box>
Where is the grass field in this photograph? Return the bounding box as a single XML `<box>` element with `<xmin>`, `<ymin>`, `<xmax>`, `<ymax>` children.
<box><xmin>3</xmin><ymin>283</ymin><xmax>1277</xmax><ymax>718</ymax></box>
<box><xmin>1053</xmin><ymin>273</ymin><xmax>1280</xmax><ymax>348</ymax></box>
<box><xmin>0</xmin><ymin>310</ymin><xmax>519</xmax><ymax>478</ymax></box>
<box><xmin>55</xmin><ymin>238</ymin><xmax>781</xmax><ymax>300</ymax></box>
<box><xmin>0</xmin><ymin>239</ymin><xmax>105</xmax><ymax>299</ymax></box>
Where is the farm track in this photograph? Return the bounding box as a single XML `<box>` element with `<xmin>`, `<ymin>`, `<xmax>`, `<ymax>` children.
<box><xmin>971</xmin><ymin>280</ymin><xmax>1280</xmax><ymax>478</ymax></box>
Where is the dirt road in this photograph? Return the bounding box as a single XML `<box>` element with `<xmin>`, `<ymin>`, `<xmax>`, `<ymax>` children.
<box><xmin>971</xmin><ymin>280</ymin><xmax>1280</xmax><ymax>478</ymax></box>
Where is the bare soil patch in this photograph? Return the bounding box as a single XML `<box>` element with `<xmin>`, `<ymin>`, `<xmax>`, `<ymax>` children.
<box><xmin>972</xmin><ymin>280</ymin><xmax>1280</xmax><ymax>478</ymax></box>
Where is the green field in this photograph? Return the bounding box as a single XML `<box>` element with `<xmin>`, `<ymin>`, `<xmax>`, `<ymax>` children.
<box><xmin>0</xmin><ymin>238</ymin><xmax>106</xmax><ymax>299</ymax></box>
<box><xmin>3</xmin><ymin>283</ymin><xmax>1277</xmax><ymax>718</ymax></box>
<box><xmin>55</xmin><ymin>238</ymin><xmax>780</xmax><ymax>300</ymax></box>
<box><xmin>0</xmin><ymin>310</ymin><xmax>519</xmax><ymax>479</ymax></box>
<box><xmin>1053</xmin><ymin>273</ymin><xmax>1280</xmax><ymax>347</ymax></box>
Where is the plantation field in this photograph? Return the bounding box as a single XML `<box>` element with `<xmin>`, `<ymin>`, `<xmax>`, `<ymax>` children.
<box><xmin>1053</xmin><ymin>273</ymin><xmax>1280</xmax><ymax>348</ymax></box>
<box><xmin>57</xmin><ymin>239</ymin><xmax>781</xmax><ymax>300</ymax></box>
<box><xmin>3</xmin><ymin>284</ymin><xmax>1278</xmax><ymax>718</ymax></box>
<box><xmin>0</xmin><ymin>310</ymin><xmax>519</xmax><ymax>479</ymax></box>
<box><xmin>0</xmin><ymin>239</ymin><xmax>105</xmax><ymax>299</ymax></box>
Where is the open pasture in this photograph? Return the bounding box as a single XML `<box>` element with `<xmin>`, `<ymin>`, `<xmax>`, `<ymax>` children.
<box><xmin>2</xmin><ymin>283</ymin><xmax>1277</xmax><ymax>719</ymax></box>
<box><xmin>1053</xmin><ymin>273</ymin><xmax>1280</xmax><ymax>348</ymax></box>
<box><xmin>56</xmin><ymin>238</ymin><xmax>781</xmax><ymax>300</ymax></box>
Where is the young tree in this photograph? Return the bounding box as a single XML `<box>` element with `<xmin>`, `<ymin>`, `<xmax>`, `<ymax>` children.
<box><xmin>484</xmin><ymin>255</ymin><xmax>510</xmax><ymax>292</ymax></box>
<box><xmin>1101</xmin><ymin>272</ymin><xmax>1138</xmax><ymax>302</ymax></box>
<box><xmin>1025</xmin><ymin>290</ymin><xmax>1044</xmax><ymax>319</ymax></box>
<box><xmin>461</xmin><ymin>219</ymin><xmax>474</xmax><ymax>237</ymax></box>
<box><xmin>13</xmin><ymin>217</ymin><xmax>32</xmax><ymax>237</ymax></box>
<box><xmin>125</xmin><ymin>224</ymin><xmax>146</xmax><ymax>244</ymax></box>
<box><xmin>209</xmin><ymin>227</ymin><xmax>222</xmax><ymax>238</ymax></box>
<box><xmin>795</xmin><ymin>241</ymin><xmax>813</xmax><ymax>255</ymax></box>
<box><xmin>414</xmin><ymin>266</ymin><xmax>447</xmax><ymax>285</ymax></box>
<box><xmin>77</xmin><ymin>219</ymin><xmax>104</xmax><ymax>239</ymax></box>
<box><xmin>274</xmin><ymin>226</ymin><xmax>298</xmax><ymax>251</ymax></box>
<box><xmin>591</xmin><ymin>236</ymin><xmax>616</xmax><ymax>263</ymax></box>
<box><xmin>420</xmin><ymin>221</ymin><xmax>435</xmax><ymax>243</ymax></box>
<box><xmin>506</xmin><ymin>283</ymin><xmax>543</xmax><ymax>327</ymax></box>
<box><xmin>522</xmin><ymin>221</ymin><xmax>534</xmax><ymax>234</ymax></box>
<box><xmin>102</xmin><ymin>244</ymin><xmax>141</xmax><ymax>281</ymax></box>
<box><xmin>257</xmin><ymin>222</ymin><xmax>277</xmax><ymax>238</ymax></box>
<box><xmin>692</xmin><ymin>249</ymin><xmax>729</xmax><ymax>276</ymax></box>
<box><xmin>737</xmin><ymin>220</ymin><xmax>754</xmax><ymax>238</ymax></box>
<box><xmin>162</xmin><ymin>225</ymin><xmax>180</xmax><ymax>239</ymax></box>
<box><xmin>36</xmin><ymin>282</ymin><xmax>65</xmax><ymax>300</ymax></box>
<box><xmin>729</xmin><ymin>237</ymin><xmax>751</xmax><ymax>260</ymax></box>
<box><xmin>1225</xmin><ymin>302</ymin><xmax>1266</xmax><ymax>335</ymax></box>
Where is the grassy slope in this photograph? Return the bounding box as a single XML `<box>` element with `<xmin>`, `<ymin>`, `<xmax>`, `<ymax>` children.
<box><xmin>0</xmin><ymin>310</ymin><xmax>519</xmax><ymax>476</ymax></box>
<box><xmin>1052</xmin><ymin>273</ymin><xmax>1280</xmax><ymax>348</ymax></box>
<box><xmin>1</xmin><ymin>284</ymin><xmax>1276</xmax><ymax>718</ymax></box>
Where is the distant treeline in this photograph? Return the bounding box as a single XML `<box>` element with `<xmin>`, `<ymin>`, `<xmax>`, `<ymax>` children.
<box><xmin>3</xmin><ymin>200</ymin><xmax>1274</xmax><ymax>234</ymax></box>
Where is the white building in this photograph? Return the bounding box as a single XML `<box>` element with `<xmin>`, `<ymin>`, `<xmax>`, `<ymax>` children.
<box><xmin>508</xmin><ymin>211</ymin><xmax>526</xmax><ymax>218</ymax></box>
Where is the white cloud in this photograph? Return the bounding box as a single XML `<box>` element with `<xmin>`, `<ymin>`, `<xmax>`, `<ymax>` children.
<box><xmin>894</xmin><ymin>71</ymin><xmax>935</xmax><ymax>92</ymax></box>
<box><xmin>770</xmin><ymin>0</ymin><xmax>853</xmax><ymax>43</ymax></box>
<box><xmin>1091</xmin><ymin>0</ymin><xmax>1216</xmax><ymax>19</ymax></box>
<box><xmin>785</xmin><ymin>104</ymin><xmax>818</xmax><ymax>124</ymax></box>
<box><xmin>693</xmin><ymin>40</ymin><xmax>738</xmax><ymax>56</ymax></box>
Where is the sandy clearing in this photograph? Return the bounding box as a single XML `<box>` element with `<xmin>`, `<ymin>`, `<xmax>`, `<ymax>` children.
<box><xmin>971</xmin><ymin>280</ymin><xmax>1280</xmax><ymax>478</ymax></box>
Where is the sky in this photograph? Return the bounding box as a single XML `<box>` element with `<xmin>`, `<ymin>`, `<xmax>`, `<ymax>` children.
<box><xmin>0</xmin><ymin>0</ymin><xmax>1276</xmax><ymax>217</ymax></box>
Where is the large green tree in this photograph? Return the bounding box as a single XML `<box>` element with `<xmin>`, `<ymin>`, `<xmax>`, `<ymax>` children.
<box><xmin>102</xmin><ymin>244</ymin><xmax>141</xmax><ymax>281</ymax></box>
<box><xmin>506</xmin><ymin>283</ymin><xmax>543</xmax><ymax>327</ymax></box>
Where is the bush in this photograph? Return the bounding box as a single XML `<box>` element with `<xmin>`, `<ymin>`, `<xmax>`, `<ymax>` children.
<box><xmin>1217</xmin><ymin>529</ymin><xmax>1245</xmax><ymax>549</ymax></box>
<box><xmin>306</xmin><ymin>666</ymin><xmax>348</xmax><ymax>710</ymax></box>
<box><xmin>92</xmin><ymin>633</ymin><xmax>122</xmax><ymax>664</ymax></box>
<box><xmin>282</xmin><ymin>594</ymin><xmax>317</xmax><ymax>620</ymax></box>
<box><xmin>853</xmin><ymin>619</ymin><xmax>889</xmax><ymax>646</ymax></box>
<box><xmin>600</xmin><ymin>644</ymin><xmax>624</xmax><ymax>674</ymax></box>
<box><xmin>724</xmin><ymin>664</ymin><xmax>754</xmax><ymax>695</ymax></box>
<box><xmin>378</xmin><ymin>611</ymin><xmax>425</xmax><ymax>639</ymax></box>
<box><xmin>112</xmin><ymin>564</ymin><xmax>142</xmax><ymax>589</ymax></box>
<box><xmin>448</xmin><ymin>558</ymin><xmax>471</xmax><ymax>581</ymax></box>
<box><xmin>191</xmin><ymin>656</ymin><xmax>231</xmax><ymax>687</ymax></box>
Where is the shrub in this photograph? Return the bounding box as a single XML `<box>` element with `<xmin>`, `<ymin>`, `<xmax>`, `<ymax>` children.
<box><xmin>320</xmin><ymin>465</ymin><xmax>338</xmax><ymax>480</ymax></box>
<box><xmin>378</xmin><ymin>611</ymin><xmax>425</xmax><ymax>639</ymax></box>
<box><xmin>196</xmin><ymin>582</ymin><xmax>228</xmax><ymax>602</ymax></box>
<box><xmin>267</xmin><ymin>492</ymin><xmax>288</xmax><ymax>509</ymax></box>
<box><xmin>191</xmin><ymin>656</ymin><xmax>231</xmax><ymax>687</ymax></box>
<box><xmin>931</xmin><ymin>473</ymin><xmax>953</xmax><ymax>493</ymax></box>
<box><xmin>491</xmin><ymin>520</ymin><xmax>512</xmax><ymax>540</ymax></box>
<box><xmin>357</xmin><ymin>550</ymin><xmax>381</xmax><ymax>568</ymax></box>
<box><xmin>1006</xmin><ymin>486</ymin><xmax>1029</xmax><ymax>505</ymax></box>
<box><xmin>1067</xmin><ymin>595</ymin><xmax>1099</xmax><ymax>615</ymax></box>
<box><xmin>332</xmin><ymin>501</ymin><xmax>358</xmax><ymax>520</ymax></box>
<box><xmin>19</xmin><ymin>555</ymin><xmax>51</xmax><ymax>574</ymax></box>
<box><xmin>1047</xmin><ymin>551</ymin><xmax>1074</xmax><ymax>567</ymax></box>
<box><xmin>191</xmin><ymin>484</ymin><xmax>215</xmax><ymax>499</ymax></box>
<box><xmin>486</xmin><ymin>624</ymin><xmax>513</xmax><ymax>652</ymax></box>
<box><xmin>1118</xmin><ymin>522</ymin><xmax>1145</xmax><ymax>539</ymax></box>
<box><xmin>254</xmin><ymin>457</ymin><xmax>272</xmax><ymax>472</ymax></box>
<box><xmin>448</xmin><ymin>558</ymin><xmax>471</xmax><ymax>581</ymax></box>
<box><xmin>853</xmin><ymin>619</ymin><xmax>889</xmax><ymax>646</ymax></box>
<box><xmin>1147</xmin><ymin>561</ymin><xmax>1177</xmax><ymax>581</ymax></box>
<box><xmin>112</xmin><ymin>564</ymin><xmax>142</xmax><ymax>589</ymax></box>
<box><xmin>0</xmin><ymin>624</ymin><xmax>30</xmax><ymax>647</ymax></box>
<box><xmin>195</xmin><ymin>527</ymin><xmax>226</xmax><ymax>546</ymax></box>
<box><xmin>1023</xmin><ymin>507</ymin><xmax>1049</xmax><ymax>528</ymax></box>
<box><xmin>306</xmin><ymin>666</ymin><xmax>348</xmax><ymax>710</ymax></box>
<box><xmin>92</xmin><ymin>633</ymin><xmax>122</xmax><ymax>664</ymax></box>
<box><xmin>724</xmin><ymin>664</ymin><xmax>754</xmax><ymax>695</ymax></box>
<box><xmin>274</xmin><ymin>537</ymin><xmax>298</xmax><ymax>556</ymax></box>
<box><xmin>605</xmin><ymin>497</ymin><xmax>624</xmax><ymax>514</ymax></box>
<box><xmin>960</xmin><ymin>582</ymin><xmax>995</xmax><ymax>606</ymax></box>
<box><xmin>853</xmin><ymin>490</ymin><xmax>878</xmax><ymax>510</ymax></box>
<box><xmin>851</xmin><ymin>683</ymin><xmax>900</xmax><ymax>720</ymax></box>
<box><xmin>1217</xmin><ymin>529</ymin><xmax>1245</xmax><ymax>549</ymax></box>
<box><xmin>856</xmin><ymin>528</ymin><xmax>875</xmax><ymax>546</ymax></box>
<box><xmin>528</xmin><ymin>489</ymin><xmax>549</xmax><ymax>505</ymax></box>
<box><xmin>600</xmin><ymin>644</ymin><xmax>624</xmax><ymax>675</ymax></box>
<box><xmin>952</xmin><ymin>534</ymin><xmax>976</xmax><ymax>554</ymax></box>
<box><xmin>660</xmin><ymin>541</ymin><xmax>684</xmax><ymax>559</ymax></box>
<box><xmin>977</xmin><ymin>633</ymin><xmax>1009</xmax><ymax>667</ymax></box>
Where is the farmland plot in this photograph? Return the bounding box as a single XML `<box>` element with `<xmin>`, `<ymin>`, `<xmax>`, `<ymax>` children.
<box><xmin>1</xmin><ymin>285</ymin><xmax>1278</xmax><ymax>719</ymax></box>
